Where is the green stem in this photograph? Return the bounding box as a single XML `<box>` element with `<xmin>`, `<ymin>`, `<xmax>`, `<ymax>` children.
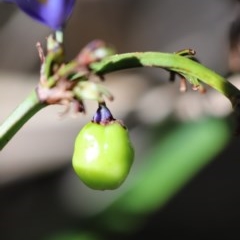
<box><xmin>55</xmin><ymin>29</ymin><xmax>64</xmax><ymax>44</ymax></box>
<box><xmin>90</xmin><ymin>52</ymin><xmax>240</xmax><ymax>104</ymax></box>
<box><xmin>0</xmin><ymin>90</ymin><xmax>45</xmax><ymax>150</ymax></box>
<box><xmin>1</xmin><ymin>51</ymin><xmax>240</xmax><ymax>151</ymax></box>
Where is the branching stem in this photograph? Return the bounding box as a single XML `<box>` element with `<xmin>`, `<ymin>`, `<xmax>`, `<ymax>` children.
<box><xmin>1</xmin><ymin>51</ymin><xmax>240</xmax><ymax>151</ymax></box>
<box><xmin>90</xmin><ymin>52</ymin><xmax>240</xmax><ymax>103</ymax></box>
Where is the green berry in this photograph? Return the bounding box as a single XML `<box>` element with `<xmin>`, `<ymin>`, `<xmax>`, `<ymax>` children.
<box><xmin>72</xmin><ymin>105</ymin><xmax>134</xmax><ymax>190</ymax></box>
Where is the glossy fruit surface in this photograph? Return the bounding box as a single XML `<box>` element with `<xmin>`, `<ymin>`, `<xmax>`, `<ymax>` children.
<box><xmin>72</xmin><ymin>121</ymin><xmax>134</xmax><ymax>190</ymax></box>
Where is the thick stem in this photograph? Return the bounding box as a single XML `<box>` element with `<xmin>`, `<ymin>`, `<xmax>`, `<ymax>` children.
<box><xmin>0</xmin><ymin>90</ymin><xmax>45</xmax><ymax>150</ymax></box>
<box><xmin>1</xmin><ymin>51</ymin><xmax>240</xmax><ymax>151</ymax></box>
<box><xmin>90</xmin><ymin>52</ymin><xmax>240</xmax><ymax>105</ymax></box>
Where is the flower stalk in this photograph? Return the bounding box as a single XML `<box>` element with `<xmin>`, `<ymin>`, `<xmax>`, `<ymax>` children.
<box><xmin>1</xmin><ymin>43</ymin><xmax>240</xmax><ymax>151</ymax></box>
<box><xmin>0</xmin><ymin>90</ymin><xmax>45</xmax><ymax>150</ymax></box>
<box><xmin>90</xmin><ymin>52</ymin><xmax>240</xmax><ymax>104</ymax></box>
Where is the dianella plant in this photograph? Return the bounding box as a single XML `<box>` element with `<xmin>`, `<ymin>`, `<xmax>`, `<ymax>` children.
<box><xmin>0</xmin><ymin>0</ymin><xmax>240</xmax><ymax>239</ymax></box>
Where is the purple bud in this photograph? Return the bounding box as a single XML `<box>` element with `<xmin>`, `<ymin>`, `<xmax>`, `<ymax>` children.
<box><xmin>92</xmin><ymin>104</ymin><xmax>115</xmax><ymax>124</ymax></box>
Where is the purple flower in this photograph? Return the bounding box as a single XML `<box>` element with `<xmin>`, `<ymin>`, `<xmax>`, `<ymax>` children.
<box><xmin>2</xmin><ymin>0</ymin><xmax>76</xmax><ymax>30</ymax></box>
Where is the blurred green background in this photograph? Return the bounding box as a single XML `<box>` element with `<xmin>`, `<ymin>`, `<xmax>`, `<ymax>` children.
<box><xmin>1</xmin><ymin>1</ymin><xmax>240</xmax><ymax>240</ymax></box>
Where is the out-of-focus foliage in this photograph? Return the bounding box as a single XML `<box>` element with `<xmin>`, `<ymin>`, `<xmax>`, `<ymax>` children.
<box><xmin>46</xmin><ymin>115</ymin><xmax>233</xmax><ymax>239</ymax></box>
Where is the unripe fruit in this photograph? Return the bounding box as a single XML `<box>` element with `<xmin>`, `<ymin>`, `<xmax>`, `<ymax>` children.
<box><xmin>72</xmin><ymin>104</ymin><xmax>134</xmax><ymax>190</ymax></box>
